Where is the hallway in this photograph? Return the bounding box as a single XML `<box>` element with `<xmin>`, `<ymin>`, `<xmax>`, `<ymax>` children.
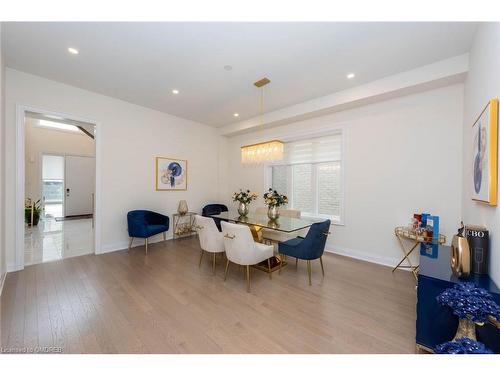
<box><xmin>24</xmin><ymin>218</ymin><xmax>94</xmax><ymax>265</ymax></box>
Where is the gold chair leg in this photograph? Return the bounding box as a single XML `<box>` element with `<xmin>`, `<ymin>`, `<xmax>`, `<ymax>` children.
<box><xmin>320</xmin><ymin>256</ymin><xmax>325</xmax><ymax>277</ymax></box>
<box><xmin>267</xmin><ymin>258</ymin><xmax>272</xmax><ymax>279</ymax></box>
<box><xmin>278</xmin><ymin>253</ymin><xmax>283</xmax><ymax>274</ymax></box>
<box><xmin>246</xmin><ymin>265</ymin><xmax>251</xmax><ymax>292</ymax></box>
<box><xmin>128</xmin><ymin>237</ymin><xmax>133</xmax><ymax>250</ymax></box>
<box><xmin>307</xmin><ymin>260</ymin><xmax>312</xmax><ymax>286</ymax></box>
<box><xmin>145</xmin><ymin>238</ymin><xmax>148</xmax><ymax>254</ymax></box>
<box><xmin>198</xmin><ymin>250</ymin><xmax>204</xmax><ymax>267</ymax></box>
<box><xmin>212</xmin><ymin>252</ymin><xmax>216</xmax><ymax>275</ymax></box>
<box><xmin>224</xmin><ymin>260</ymin><xmax>230</xmax><ymax>281</ymax></box>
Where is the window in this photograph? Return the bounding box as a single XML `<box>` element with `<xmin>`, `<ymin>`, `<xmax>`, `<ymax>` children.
<box><xmin>42</xmin><ymin>155</ymin><xmax>65</xmax><ymax>217</ymax></box>
<box><xmin>269</xmin><ymin>133</ymin><xmax>343</xmax><ymax>224</ymax></box>
<box><xmin>42</xmin><ymin>180</ymin><xmax>64</xmax><ymax>203</ymax></box>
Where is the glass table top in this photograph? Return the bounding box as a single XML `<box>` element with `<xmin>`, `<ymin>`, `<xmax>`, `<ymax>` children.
<box><xmin>209</xmin><ymin>211</ymin><xmax>324</xmax><ymax>232</ymax></box>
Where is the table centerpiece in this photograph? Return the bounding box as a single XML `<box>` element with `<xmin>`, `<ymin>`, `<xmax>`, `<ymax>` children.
<box><xmin>232</xmin><ymin>189</ymin><xmax>258</xmax><ymax>217</ymax></box>
<box><xmin>263</xmin><ymin>188</ymin><xmax>288</xmax><ymax>220</ymax></box>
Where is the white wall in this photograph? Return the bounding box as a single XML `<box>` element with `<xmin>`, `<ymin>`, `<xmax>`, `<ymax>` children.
<box><xmin>221</xmin><ymin>84</ymin><xmax>464</xmax><ymax>267</ymax></box>
<box><xmin>0</xmin><ymin>23</ymin><xmax>6</xmax><ymax>287</ymax></box>
<box><xmin>25</xmin><ymin>117</ymin><xmax>95</xmax><ymax>201</ymax></box>
<box><xmin>462</xmin><ymin>23</ymin><xmax>500</xmax><ymax>286</ymax></box>
<box><xmin>4</xmin><ymin>68</ymin><xmax>222</xmax><ymax>271</ymax></box>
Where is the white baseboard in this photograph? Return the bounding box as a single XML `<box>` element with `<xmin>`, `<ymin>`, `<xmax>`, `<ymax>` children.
<box><xmin>0</xmin><ymin>272</ymin><xmax>6</xmax><ymax>297</ymax></box>
<box><xmin>98</xmin><ymin>233</ymin><xmax>174</xmax><ymax>255</ymax></box>
<box><xmin>6</xmin><ymin>261</ymin><xmax>20</xmax><ymax>273</ymax></box>
<box><xmin>325</xmin><ymin>244</ymin><xmax>402</xmax><ymax>270</ymax></box>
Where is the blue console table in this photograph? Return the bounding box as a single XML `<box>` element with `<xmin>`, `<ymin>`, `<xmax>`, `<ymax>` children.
<box><xmin>416</xmin><ymin>244</ymin><xmax>500</xmax><ymax>353</ymax></box>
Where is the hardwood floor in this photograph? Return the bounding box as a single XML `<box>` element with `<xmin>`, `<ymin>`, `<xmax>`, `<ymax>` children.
<box><xmin>1</xmin><ymin>236</ymin><xmax>417</xmax><ymax>353</ymax></box>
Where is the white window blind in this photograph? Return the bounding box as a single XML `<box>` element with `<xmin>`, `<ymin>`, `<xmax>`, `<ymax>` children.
<box><xmin>42</xmin><ymin>155</ymin><xmax>64</xmax><ymax>180</ymax></box>
<box><xmin>284</xmin><ymin>134</ymin><xmax>342</xmax><ymax>165</ymax></box>
<box><xmin>270</xmin><ymin>132</ymin><xmax>343</xmax><ymax>224</ymax></box>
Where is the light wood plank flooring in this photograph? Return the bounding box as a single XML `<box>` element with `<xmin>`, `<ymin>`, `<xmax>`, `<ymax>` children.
<box><xmin>1</xmin><ymin>236</ymin><xmax>417</xmax><ymax>353</ymax></box>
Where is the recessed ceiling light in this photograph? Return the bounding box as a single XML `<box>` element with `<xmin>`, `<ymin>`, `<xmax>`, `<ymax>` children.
<box><xmin>347</xmin><ymin>73</ymin><xmax>355</xmax><ymax>79</ymax></box>
<box><xmin>233</xmin><ymin>113</ymin><xmax>239</xmax><ymax>117</ymax></box>
<box><xmin>224</xmin><ymin>65</ymin><xmax>233</xmax><ymax>71</ymax></box>
<box><xmin>172</xmin><ymin>89</ymin><xmax>179</xmax><ymax>95</ymax></box>
<box><xmin>68</xmin><ymin>47</ymin><xmax>79</xmax><ymax>55</ymax></box>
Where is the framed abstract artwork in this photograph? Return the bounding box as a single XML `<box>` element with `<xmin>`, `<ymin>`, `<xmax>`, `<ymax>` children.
<box><xmin>472</xmin><ymin>99</ymin><xmax>498</xmax><ymax>205</ymax></box>
<box><xmin>155</xmin><ymin>157</ymin><xmax>187</xmax><ymax>191</ymax></box>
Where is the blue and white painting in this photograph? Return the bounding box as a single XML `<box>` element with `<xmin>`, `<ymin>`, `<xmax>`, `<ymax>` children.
<box><xmin>156</xmin><ymin>157</ymin><xmax>187</xmax><ymax>190</ymax></box>
<box><xmin>472</xmin><ymin>106</ymin><xmax>490</xmax><ymax>202</ymax></box>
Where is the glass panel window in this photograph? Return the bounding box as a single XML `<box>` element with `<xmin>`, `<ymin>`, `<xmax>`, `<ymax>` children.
<box><xmin>42</xmin><ymin>180</ymin><xmax>64</xmax><ymax>203</ymax></box>
<box><xmin>317</xmin><ymin>162</ymin><xmax>342</xmax><ymax>220</ymax></box>
<box><xmin>292</xmin><ymin>164</ymin><xmax>314</xmax><ymax>214</ymax></box>
<box><xmin>271</xmin><ymin>165</ymin><xmax>288</xmax><ymax>197</ymax></box>
<box><xmin>269</xmin><ymin>132</ymin><xmax>343</xmax><ymax>223</ymax></box>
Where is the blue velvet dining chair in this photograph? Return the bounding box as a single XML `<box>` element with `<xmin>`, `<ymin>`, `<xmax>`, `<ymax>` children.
<box><xmin>127</xmin><ymin>210</ymin><xmax>170</xmax><ymax>254</ymax></box>
<box><xmin>202</xmin><ymin>204</ymin><xmax>228</xmax><ymax>232</ymax></box>
<box><xmin>278</xmin><ymin>219</ymin><xmax>331</xmax><ymax>285</ymax></box>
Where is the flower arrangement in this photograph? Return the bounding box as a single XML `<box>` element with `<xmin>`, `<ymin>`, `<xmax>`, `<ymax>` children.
<box><xmin>435</xmin><ymin>337</ymin><xmax>492</xmax><ymax>354</ymax></box>
<box><xmin>232</xmin><ymin>189</ymin><xmax>258</xmax><ymax>204</ymax></box>
<box><xmin>436</xmin><ymin>282</ymin><xmax>500</xmax><ymax>323</ymax></box>
<box><xmin>263</xmin><ymin>189</ymin><xmax>288</xmax><ymax>208</ymax></box>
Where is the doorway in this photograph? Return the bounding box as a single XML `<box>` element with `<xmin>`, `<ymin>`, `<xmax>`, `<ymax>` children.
<box><xmin>22</xmin><ymin>109</ymin><xmax>98</xmax><ymax>266</ymax></box>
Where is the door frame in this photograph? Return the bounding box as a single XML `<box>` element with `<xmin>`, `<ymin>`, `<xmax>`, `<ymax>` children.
<box><xmin>15</xmin><ymin>104</ymin><xmax>102</xmax><ymax>271</ymax></box>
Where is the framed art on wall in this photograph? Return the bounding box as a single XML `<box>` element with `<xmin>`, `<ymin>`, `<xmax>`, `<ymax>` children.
<box><xmin>156</xmin><ymin>157</ymin><xmax>187</xmax><ymax>191</ymax></box>
<box><xmin>472</xmin><ymin>98</ymin><xmax>499</xmax><ymax>205</ymax></box>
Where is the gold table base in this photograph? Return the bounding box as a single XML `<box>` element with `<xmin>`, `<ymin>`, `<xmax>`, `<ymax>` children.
<box><xmin>253</xmin><ymin>256</ymin><xmax>288</xmax><ymax>273</ymax></box>
<box><xmin>248</xmin><ymin>223</ymin><xmax>287</xmax><ymax>273</ymax></box>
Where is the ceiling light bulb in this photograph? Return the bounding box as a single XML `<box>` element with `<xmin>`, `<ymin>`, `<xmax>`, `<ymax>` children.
<box><xmin>233</xmin><ymin>113</ymin><xmax>239</xmax><ymax>117</ymax></box>
<box><xmin>172</xmin><ymin>89</ymin><xmax>179</xmax><ymax>95</ymax></box>
<box><xmin>68</xmin><ymin>47</ymin><xmax>79</xmax><ymax>55</ymax></box>
<box><xmin>347</xmin><ymin>73</ymin><xmax>355</xmax><ymax>79</ymax></box>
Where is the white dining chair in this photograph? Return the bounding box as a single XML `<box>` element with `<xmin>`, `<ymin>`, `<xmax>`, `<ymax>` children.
<box><xmin>221</xmin><ymin>221</ymin><xmax>274</xmax><ymax>292</ymax></box>
<box><xmin>195</xmin><ymin>215</ymin><xmax>225</xmax><ymax>274</ymax></box>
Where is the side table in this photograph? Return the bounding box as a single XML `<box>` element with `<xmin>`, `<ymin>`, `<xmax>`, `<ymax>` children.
<box><xmin>173</xmin><ymin>212</ymin><xmax>197</xmax><ymax>239</ymax></box>
<box><xmin>393</xmin><ymin>226</ymin><xmax>446</xmax><ymax>281</ymax></box>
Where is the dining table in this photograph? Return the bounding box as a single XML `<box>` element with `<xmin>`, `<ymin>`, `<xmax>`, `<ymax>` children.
<box><xmin>208</xmin><ymin>210</ymin><xmax>323</xmax><ymax>273</ymax></box>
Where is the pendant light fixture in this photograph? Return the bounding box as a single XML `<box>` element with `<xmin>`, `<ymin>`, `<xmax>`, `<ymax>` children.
<box><xmin>241</xmin><ymin>78</ymin><xmax>284</xmax><ymax>164</ymax></box>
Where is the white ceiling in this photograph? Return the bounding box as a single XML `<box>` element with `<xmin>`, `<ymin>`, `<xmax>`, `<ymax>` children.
<box><xmin>4</xmin><ymin>22</ymin><xmax>478</xmax><ymax>127</ymax></box>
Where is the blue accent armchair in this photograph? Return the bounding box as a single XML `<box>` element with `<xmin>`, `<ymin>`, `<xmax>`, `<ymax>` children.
<box><xmin>127</xmin><ymin>210</ymin><xmax>170</xmax><ymax>254</ymax></box>
<box><xmin>202</xmin><ymin>204</ymin><xmax>228</xmax><ymax>232</ymax></box>
<box><xmin>278</xmin><ymin>219</ymin><xmax>331</xmax><ymax>285</ymax></box>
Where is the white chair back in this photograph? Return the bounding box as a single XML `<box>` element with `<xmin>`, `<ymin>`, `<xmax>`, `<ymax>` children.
<box><xmin>195</xmin><ymin>215</ymin><xmax>224</xmax><ymax>253</ymax></box>
<box><xmin>221</xmin><ymin>221</ymin><xmax>260</xmax><ymax>265</ymax></box>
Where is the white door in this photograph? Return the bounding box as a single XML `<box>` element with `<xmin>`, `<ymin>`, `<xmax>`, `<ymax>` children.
<box><xmin>64</xmin><ymin>155</ymin><xmax>95</xmax><ymax>217</ymax></box>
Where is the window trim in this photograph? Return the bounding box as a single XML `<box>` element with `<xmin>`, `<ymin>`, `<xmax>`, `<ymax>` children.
<box><xmin>265</xmin><ymin>129</ymin><xmax>346</xmax><ymax>226</ymax></box>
